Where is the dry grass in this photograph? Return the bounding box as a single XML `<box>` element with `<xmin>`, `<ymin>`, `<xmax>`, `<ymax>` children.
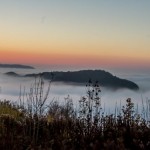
<box><xmin>0</xmin><ymin>79</ymin><xmax>150</xmax><ymax>149</ymax></box>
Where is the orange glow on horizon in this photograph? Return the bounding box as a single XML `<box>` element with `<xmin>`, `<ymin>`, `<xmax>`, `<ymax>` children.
<box><xmin>0</xmin><ymin>1</ymin><xmax>150</xmax><ymax>71</ymax></box>
<box><xmin>1</xmin><ymin>49</ymin><xmax>150</xmax><ymax>70</ymax></box>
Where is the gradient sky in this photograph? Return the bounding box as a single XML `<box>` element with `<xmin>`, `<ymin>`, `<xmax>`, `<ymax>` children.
<box><xmin>0</xmin><ymin>0</ymin><xmax>150</xmax><ymax>69</ymax></box>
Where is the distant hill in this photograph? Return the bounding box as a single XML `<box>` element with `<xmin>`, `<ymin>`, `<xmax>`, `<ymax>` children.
<box><xmin>24</xmin><ymin>70</ymin><xmax>139</xmax><ymax>90</ymax></box>
<box><xmin>0</xmin><ymin>64</ymin><xmax>34</xmax><ymax>69</ymax></box>
<box><xmin>5</xmin><ymin>72</ymin><xmax>20</xmax><ymax>77</ymax></box>
<box><xmin>5</xmin><ymin>70</ymin><xmax>139</xmax><ymax>90</ymax></box>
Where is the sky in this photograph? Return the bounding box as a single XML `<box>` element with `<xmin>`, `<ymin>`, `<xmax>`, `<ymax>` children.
<box><xmin>0</xmin><ymin>0</ymin><xmax>150</xmax><ymax>70</ymax></box>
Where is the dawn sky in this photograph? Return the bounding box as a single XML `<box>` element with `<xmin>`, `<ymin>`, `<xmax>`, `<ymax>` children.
<box><xmin>0</xmin><ymin>0</ymin><xmax>150</xmax><ymax>69</ymax></box>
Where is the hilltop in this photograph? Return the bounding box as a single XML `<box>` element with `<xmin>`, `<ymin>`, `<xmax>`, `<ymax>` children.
<box><xmin>5</xmin><ymin>70</ymin><xmax>139</xmax><ymax>90</ymax></box>
<box><xmin>0</xmin><ymin>64</ymin><xmax>34</xmax><ymax>69</ymax></box>
<box><xmin>24</xmin><ymin>70</ymin><xmax>139</xmax><ymax>90</ymax></box>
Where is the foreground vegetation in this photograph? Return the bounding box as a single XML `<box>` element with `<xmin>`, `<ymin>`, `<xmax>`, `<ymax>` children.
<box><xmin>0</xmin><ymin>77</ymin><xmax>150</xmax><ymax>149</ymax></box>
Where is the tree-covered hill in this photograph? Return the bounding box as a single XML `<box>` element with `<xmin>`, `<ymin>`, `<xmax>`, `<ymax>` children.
<box><xmin>24</xmin><ymin>70</ymin><xmax>139</xmax><ymax>90</ymax></box>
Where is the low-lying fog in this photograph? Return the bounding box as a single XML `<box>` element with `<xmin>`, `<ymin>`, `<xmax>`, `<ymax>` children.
<box><xmin>0</xmin><ymin>67</ymin><xmax>150</xmax><ymax>117</ymax></box>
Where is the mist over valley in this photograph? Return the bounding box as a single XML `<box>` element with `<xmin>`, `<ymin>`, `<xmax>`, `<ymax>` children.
<box><xmin>0</xmin><ymin>66</ymin><xmax>150</xmax><ymax>114</ymax></box>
